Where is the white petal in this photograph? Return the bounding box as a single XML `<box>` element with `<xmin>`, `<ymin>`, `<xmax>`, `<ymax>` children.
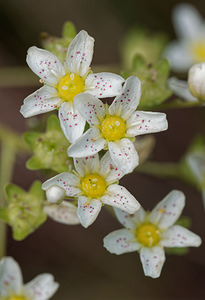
<box><xmin>68</xmin><ymin>127</ymin><xmax>106</xmax><ymax>157</ymax></box>
<box><xmin>114</xmin><ymin>207</ymin><xmax>146</xmax><ymax>229</ymax></box>
<box><xmin>44</xmin><ymin>201</ymin><xmax>80</xmax><ymax>225</ymax></box>
<box><xmin>108</xmin><ymin>139</ymin><xmax>139</xmax><ymax>174</ymax></box>
<box><xmin>20</xmin><ymin>85</ymin><xmax>60</xmax><ymax>118</ymax></box>
<box><xmin>98</xmin><ymin>151</ymin><xmax>124</xmax><ymax>182</ymax></box>
<box><xmin>102</xmin><ymin>184</ymin><xmax>140</xmax><ymax>214</ymax></box>
<box><xmin>127</xmin><ymin>111</ymin><xmax>168</xmax><ymax>136</ymax></box>
<box><xmin>140</xmin><ymin>246</ymin><xmax>165</xmax><ymax>279</ymax></box>
<box><xmin>163</xmin><ymin>41</ymin><xmax>193</xmax><ymax>72</ymax></box>
<box><xmin>149</xmin><ymin>190</ymin><xmax>185</xmax><ymax>229</ymax></box>
<box><xmin>173</xmin><ymin>4</ymin><xmax>202</xmax><ymax>39</ymax></box>
<box><xmin>25</xmin><ymin>274</ymin><xmax>59</xmax><ymax>300</ymax></box>
<box><xmin>109</xmin><ymin>76</ymin><xmax>141</xmax><ymax>119</ymax></box>
<box><xmin>74</xmin><ymin>93</ymin><xmax>105</xmax><ymax>126</ymax></box>
<box><xmin>42</xmin><ymin>173</ymin><xmax>81</xmax><ymax>197</ymax></box>
<box><xmin>66</xmin><ymin>30</ymin><xmax>94</xmax><ymax>77</ymax></box>
<box><xmin>168</xmin><ymin>77</ymin><xmax>198</xmax><ymax>102</ymax></box>
<box><xmin>103</xmin><ymin>229</ymin><xmax>140</xmax><ymax>254</ymax></box>
<box><xmin>77</xmin><ymin>196</ymin><xmax>102</xmax><ymax>228</ymax></box>
<box><xmin>161</xmin><ymin>225</ymin><xmax>202</xmax><ymax>248</ymax></box>
<box><xmin>26</xmin><ymin>46</ymin><xmax>65</xmax><ymax>85</ymax></box>
<box><xmin>74</xmin><ymin>154</ymin><xmax>99</xmax><ymax>177</ymax></box>
<box><xmin>85</xmin><ymin>72</ymin><xmax>124</xmax><ymax>98</ymax></box>
<box><xmin>58</xmin><ymin>101</ymin><xmax>85</xmax><ymax>143</ymax></box>
<box><xmin>186</xmin><ymin>152</ymin><xmax>205</xmax><ymax>182</ymax></box>
<box><xmin>0</xmin><ymin>257</ymin><xmax>23</xmax><ymax>297</ymax></box>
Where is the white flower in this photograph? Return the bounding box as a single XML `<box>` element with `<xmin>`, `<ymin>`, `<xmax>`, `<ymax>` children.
<box><xmin>20</xmin><ymin>30</ymin><xmax>124</xmax><ymax>143</ymax></box>
<box><xmin>67</xmin><ymin>76</ymin><xmax>168</xmax><ymax>174</ymax></box>
<box><xmin>103</xmin><ymin>190</ymin><xmax>202</xmax><ymax>278</ymax></box>
<box><xmin>0</xmin><ymin>257</ymin><xmax>59</xmax><ymax>299</ymax></box>
<box><xmin>164</xmin><ymin>3</ymin><xmax>205</xmax><ymax>72</ymax></box>
<box><xmin>167</xmin><ymin>77</ymin><xmax>198</xmax><ymax>102</ymax></box>
<box><xmin>42</xmin><ymin>152</ymin><xmax>141</xmax><ymax>228</ymax></box>
<box><xmin>187</xmin><ymin>152</ymin><xmax>205</xmax><ymax>209</ymax></box>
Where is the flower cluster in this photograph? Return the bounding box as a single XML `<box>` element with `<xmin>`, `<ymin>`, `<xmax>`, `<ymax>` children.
<box><xmin>0</xmin><ymin>257</ymin><xmax>59</xmax><ymax>299</ymax></box>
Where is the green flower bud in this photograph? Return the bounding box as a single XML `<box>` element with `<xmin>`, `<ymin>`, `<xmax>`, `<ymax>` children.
<box><xmin>121</xmin><ymin>55</ymin><xmax>172</xmax><ymax>107</ymax></box>
<box><xmin>24</xmin><ymin>114</ymin><xmax>72</xmax><ymax>173</ymax></box>
<box><xmin>40</xmin><ymin>21</ymin><xmax>77</xmax><ymax>61</ymax></box>
<box><xmin>0</xmin><ymin>181</ymin><xmax>47</xmax><ymax>240</ymax></box>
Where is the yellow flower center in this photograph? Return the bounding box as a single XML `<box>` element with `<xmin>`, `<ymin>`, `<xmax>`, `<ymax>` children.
<box><xmin>136</xmin><ymin>223</ymin><xmax>160</xmax><ymax>247</ymax></box>
<box><xmin>3</xmin><ymin>296</ymin><xmax>27</xmax><ymax>300</ymax></box>
<box><xmin>81</xmin><ymin>173</ymin><xmax>106</xmax><ymax>198</ymax></box>
<box><xmin>191</xmin><ymin>40</ymin><xmax>205</xmax><ymax>61</ymax></box>
<box><xmin>57</xmin><ymin>73</ymin><xmax>85</xmax><ymax>102</ymax></box>
<box><xmin>101</xmin><ymin>115</ymin><xmax>126</xmax><ymax>141</ymax></box>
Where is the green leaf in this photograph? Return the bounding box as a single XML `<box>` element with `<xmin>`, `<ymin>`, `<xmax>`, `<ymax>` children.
<box><xmin>62</xmin><ymin>21</ymin><xmax>77</xmax><ymax>39</ymax></box>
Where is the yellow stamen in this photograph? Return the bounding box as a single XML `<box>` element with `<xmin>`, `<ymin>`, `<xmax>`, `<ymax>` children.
<box><xmin>3</xmin><ymin>296</ymin><xmax>27</xmax><ymax>300</ymax></box>
<box><xmin>57</xmin><ymin>73</ymin><xmax>85</xmax><ymax>102</ymax></box>
<box><xmin>81</xmin><ymin>173</ymin><xmax>106</xmax><ymax>198</ymax></box>
<box><xmin>100</xmin><ymin>115</ymin><xmax>126</xmax><ymax>141</ymax></box>
<box><xmin>136</xmin><ymin>223</ymin><xmax>160</xmax><ymax>247</ymax></box>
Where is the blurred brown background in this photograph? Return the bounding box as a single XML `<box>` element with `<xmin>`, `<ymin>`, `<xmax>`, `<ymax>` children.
<box><xmin>0</xmin><ymin>0</ymin><xmax>205</xmax><ymax>299</ymax></box>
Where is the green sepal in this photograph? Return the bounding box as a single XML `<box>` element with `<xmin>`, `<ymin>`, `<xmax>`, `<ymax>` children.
<box><xmin>5</xmin><ymin>184</ymin><xmax>25</xmax><ymax>203</ymax></box>
<box><xmin>46</xmin><ymin>114</ymin><xmax>61</xmax><ymax>131</ymax></box>
<box><xmin>26</xmin><ymin>156</ymin><xmax>43</xmax><ymax>170</ymax></box>
<box><xmin>1</xmin><ymin>182</ymin><xmax>47</xmax><ymax>241</ymax></box>
<box><xmin>24</xmin><ymin>132</ymin><xmax>41</xmax><ymax>151</ymax></box>
<box><xmin>176</xmin><ymin>216</ymin><xmax>191</xmax><ymax>229</ymax></box>
<box><xmin>62</xmin><ymin>21</ymin><xmax>77</xmax><ymax>39</ymax></box>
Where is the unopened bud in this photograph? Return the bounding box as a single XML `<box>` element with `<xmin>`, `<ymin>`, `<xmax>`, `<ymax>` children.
<box><xmin>188</xmin><ymin>63</ymin><xmax>205</xmax><ymax>101</ymax></box>
<box><xmin>46</xmin><ymin>186</ymin><xmax>65</xmax><ymax>204</ymax></box>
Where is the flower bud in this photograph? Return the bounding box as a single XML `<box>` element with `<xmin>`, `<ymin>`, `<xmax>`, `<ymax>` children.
<box><xmin>188</xmin><ymin>63</ymin><xmax>205</xmax><ymax>100</ymax></box>
<box><xmin>46</xmin><ymin>186</ymin><xmax>65</xmax><ymax>204</ymax></box>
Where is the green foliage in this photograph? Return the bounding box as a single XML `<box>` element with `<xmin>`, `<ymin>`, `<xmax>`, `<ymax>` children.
<box><xmin>24</xmin><ymin>115</ymin><xmax>72</xmax><ymax>173</ymax></box>
<box><xmin>120</xmin><ymin>27</ymin><xmax>168</xmax><ymax>70</ymax></box>
<box><xmin>121</xmin><ymin>55</ymin><xmax>172</xmax><ymax>108</ymax></box>
<box><xmin>0</xmin><ymin>181</ymin><xmax>47</xmax><ymax>240</ymax></box>
<box><xmin>40</xmin><ymin>21</ymin><xmax>77</xmax><ymax>61</ymax></box>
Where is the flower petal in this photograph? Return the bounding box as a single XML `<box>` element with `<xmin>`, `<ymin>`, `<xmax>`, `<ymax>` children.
<box><xmin>67</xmin><ymin>127</ymin><xmax>106</xmax><ymax>157</ymax></box>
<box><xmin>127</xmin><ymin>111</ymin><xmax>168</xmax><ymax>136</ymax></box>
<box><xmin>109</xmin><ymin>76</ymin><xmax>141</xmax><ymax>119</ymax></box>
<box><xmin>186</xmin><ymin>152</ymin><xmax>205</xmax><ymax>182</ymax></box>
<box><xmin>98</xmin><ymin>151</ymin><xmax>124</xmax><ymax>182</ymax></box>
<box><xmin>20</xmin><ymin>85</ymin><xmax>61</xmax><ymax>118</ymax></box>
<box><xmin>25</xmin><ymin>274</ymin><xmax>59</xmax><ymax>300</ymax></box>
<box><xmin>168</xmin><ymin>77</ymin><xmax>198</xmax><ymax>102</ymax></box>
<box><xmin>161</xmin><ymin>225</ymin><xmax>202</xmax><ymax>248</ymax></box>
<box><xmin>103</xmin><ymin>228</ymin><xmax>140</xmax><ymax>254</ymax></box>
<box><xmin>42</xmin><ymin>173</ymin><xmax>81</xmax><ymax>197</ymax></box>
<box><xmin>77</xmin><ymin>196</ymin><xmax>102</xmax><ymax>228</ymax></box>
<box><xmin>108</xmin><ymin>139</ymin><xmax>139</xmax><ymax>174</ymax></box>
<box><xmin>149</xmin><ymin>190</ymin><xmax>185</xmax><ymax>229</ymax></box>
<box><xmin>102</xmin><ymin>184</ymin><xmax>140</xmax><ymax>214</ymax></box>
<box><xmin>173</xmin><ymin>4</ymin><xmax>202</xmax><ymax>39</ymax></box>
<box><xmin>85</xmin><ymin>72</ymin><xmax>124</xmax><ymax>98</ymax></box>
<box><xmin>26</xmin><ymin>46</ymin><xmax>65</xmax><ymax>85</ymax></box>
<box><xmin>74</xmin><ymin>154</ymin><xmax>99</xmax><ymax>177</ymax></box>
<box><xmin>163</xmin><ymin>41</ymin><xmax>193</xmax><ymax>72</ymax></box>
<box><xmin>44</xmin><ymin>201</ymin><xmax>80</xmax><ymax>225</ymax></box>
<box><xmin>140</xmin><ymin>246</ymin><xmax>165</xmax><ymax>279</ymax></box>
<box><xmin>74</xmin><ymin>93</ymin><xmax>105</xmax><ymax>126</ymax></box>
<box><xmin>58</xmin><ymin>102</ymin><xmax>85</xmax><ymax>143</ymax></box>
<box><xmin>66</xmin><ymin>30</ymin><xmax>94</xmax><ymax>77</ymax></box>
<box><xmin>114</xmin><ymin>207</ymin><xmax>146</xmax><ymax>229</ymax></box>
<box><xmin>0</xmin><ymin>257</ymin><xmax>23</xmax><ymax>296</ymax></box>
